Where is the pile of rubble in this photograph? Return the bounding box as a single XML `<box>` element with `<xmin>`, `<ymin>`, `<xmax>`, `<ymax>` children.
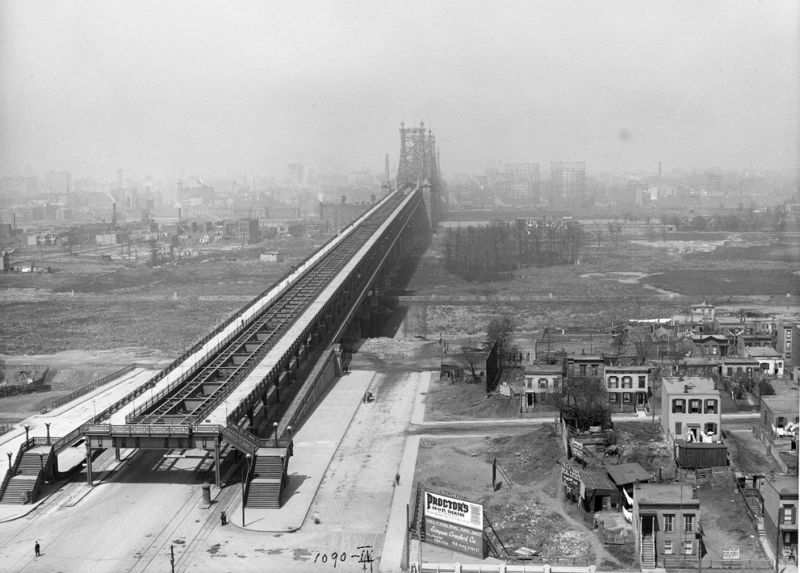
<box><xmin>357</xmin><ymin>337</ymin><xmax>420</xmax><ymax>356</ymax></box>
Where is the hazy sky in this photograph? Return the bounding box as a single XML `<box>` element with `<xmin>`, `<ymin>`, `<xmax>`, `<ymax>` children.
<box><xmin>1</xmin><ymin>0</ymin><xmax>798</xmax><ymax>179</ymax></box>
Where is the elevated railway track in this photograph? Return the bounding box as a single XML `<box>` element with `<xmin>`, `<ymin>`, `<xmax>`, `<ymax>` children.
<box><xmin>1</xmin><ymin>184</ymin><xmax>430</xmax><ymax>508</ymax></box>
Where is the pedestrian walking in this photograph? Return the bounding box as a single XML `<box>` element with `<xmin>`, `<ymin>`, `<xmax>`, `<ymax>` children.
<box><xmin>395</xmin><ymin>473</ymin><xmax>400</xmax><ymax>486</ymax></box>
<box><xmin>220</xmin><ymin>510</ymin><xmax>227</xmax><ymax>526</ymax></box>
<box><xmin>34</xmin><ymin>540</ymin><xmax>40</xmax><ymax>557</ymax></box>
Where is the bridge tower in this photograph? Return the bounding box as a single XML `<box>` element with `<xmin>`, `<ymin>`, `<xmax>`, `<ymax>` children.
<box><xmin>397</xmin><ymin>121</ymin><xmax>444</xmax><ymax>227</ymax></box>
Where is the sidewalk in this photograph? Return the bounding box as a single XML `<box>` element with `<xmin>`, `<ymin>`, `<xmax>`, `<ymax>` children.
<box><xmin>227</xmin><ymin>370</ymin><xmax>376</xmax><ymax>531</ymax></box>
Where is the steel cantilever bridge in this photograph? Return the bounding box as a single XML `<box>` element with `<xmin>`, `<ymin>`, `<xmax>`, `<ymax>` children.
<box><xmin>0</xmin><ymin>123</ymin><xmax>444</xmax><ymax>509</ymax></box>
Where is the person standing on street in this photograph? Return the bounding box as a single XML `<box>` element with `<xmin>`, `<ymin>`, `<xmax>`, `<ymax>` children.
<box><xmin>34</xmin><ymin>540</ymin><xmax>41</xmax><ymax>557</ymax></box>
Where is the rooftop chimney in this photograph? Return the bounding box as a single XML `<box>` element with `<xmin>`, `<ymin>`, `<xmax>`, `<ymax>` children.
<box><xmin>684</xmin><ymin>385</ymin><xmax>689</xmax><ymax>393</ymax></box>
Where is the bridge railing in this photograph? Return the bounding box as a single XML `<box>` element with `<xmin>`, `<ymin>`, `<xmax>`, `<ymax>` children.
<box><xmin>52</xmin><ymin>424</ymin><xmax>89</xmax><ymax>453</ymax></box>
<box><xmin>40</xmin><ymin>364</ymin><xmax>137</xmax><ymax>414</ymax></box>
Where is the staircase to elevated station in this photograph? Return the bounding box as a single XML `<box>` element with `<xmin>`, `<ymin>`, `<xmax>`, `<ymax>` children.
<box><xmin>245</xmin><ymin>448</ymin><xmax>289</xmax><ymax>508</ymax></box>
<box><xmin>0</xmin><ymin>447</ymin><xmax>55</xmax><ymax>505</ymax></box>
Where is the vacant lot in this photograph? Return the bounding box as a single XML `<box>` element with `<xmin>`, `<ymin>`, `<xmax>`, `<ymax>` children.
<box><xmin>414</xmin><ymin>429</ymin><xmax>626</xmax><ymax>570</ymax></box>
<box><xmin>424</xmin><ymin>377</ymin><xmax>521</xmax><ymax>421</ymax></box>
<box><xmin>696</xmin><ymin>471</ymin><xmax>765</xmax><ymax>562</ymax></box>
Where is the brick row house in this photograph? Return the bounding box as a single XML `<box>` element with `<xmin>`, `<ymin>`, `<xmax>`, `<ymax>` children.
<box><xmin>604</xmin><ymin>365</ymin><xmax>651</xmax><ymax>413</ymax></box>
<box><xmin>762</xmin><ymin>475</ymin><xmax>798</xmax><ymax>564</ymax></box>
<box><xmin>633</xmin><ymin>483</ymin><xmax>702</xmax><ymax>568</ymax></box>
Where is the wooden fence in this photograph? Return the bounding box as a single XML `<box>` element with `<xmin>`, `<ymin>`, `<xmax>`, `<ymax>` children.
<box><xmin>663</xmin><ymin>557</ymin><xmax>771</xmax><ymax>569</ymax></box>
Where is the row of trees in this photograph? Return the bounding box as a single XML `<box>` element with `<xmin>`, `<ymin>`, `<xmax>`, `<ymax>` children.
<box><xmin>663</xmin><ymin>203</ymin><xmax>789</xmax><ymax>232</ymax></box>
<box><xmin>444</xmin><ymin>219</ymin><xmax>582</xmax><ymax>282</ymax></box>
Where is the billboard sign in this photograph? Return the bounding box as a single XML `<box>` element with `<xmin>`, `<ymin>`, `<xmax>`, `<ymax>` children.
<box><xmin>424</xmin><ymin>491</ymin><xmax>483</xmax><ymax>531</ymax></box>
<box><xmin>722</xmin><ymin>547</ymin><xmax>739</xmax><ymax>560</ymax></box>
<box><xmin>561</xmin><ymin>464</ymin><xmax>581</xmax><ymax>492</ymax></box>
<box><xmin>570</xmin><ymin>438</ymin><xmax>585</xmax><ymax>459</ymax></box>
<box><xmin>424</xmin><ymin>517</ymin><xmax>485</xmax><ymax>558</ymax></box>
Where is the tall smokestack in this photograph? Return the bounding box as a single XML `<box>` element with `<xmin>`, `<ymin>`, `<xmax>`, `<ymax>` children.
<box><xmin>178</xmin><ymin>207</ymin><xmax>181</xmax><ymax>223</ymax></box>
<box><xmin>112</xmin><ymin>203</ymin><xmax>117</xmax><ymax>227</ymax></box>
<box><xmin>385</xmin><ymin>154</ymin><xmax>390</xmax><ymax>182</ymax></box>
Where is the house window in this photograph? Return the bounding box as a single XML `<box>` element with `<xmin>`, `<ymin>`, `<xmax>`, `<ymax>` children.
<box><xmin>538</xmin><ymin>378</ymin><xmax>548</xmax><ymax>390</ymax></box>
<box><xmin>727</xmin><ymin>367</ymin><xmax>733</xmax><ymax>376</ymax></box>
<box><xmin>579</xmin><ymin>364</ymin><xmax>587</xmax><ymax>376</ymax></box>
<box><xmin>675</xmin><ymin>422</ymin><xmax>682</xmax><ymax>435</ymax></box>
<box><xmin>608</xmin><ymin>376</ymin><xmax>618</xmax><ymax>389</ymax></box>
<box><xmin>609</xmin><ymin>393</ymin><xmax>617</xmax><ymax>403</ymax></box>
<box><xmin>664</xmin><ymin>514</ymin><xmax>674</xmax><ymax>533</ymax></box>
<box><xmin>777</xmin><ymin>416</ymin><xmax>786</xmax><ymax>427</ymax></box>
<box><xmin>553</xmin><ymin>378</ymin><xmax>560</xmax><ymax>389</ymax></box>
<box><xmin>782</xmin><ymin>505</ymin><xmax>795</xmax><ymax>525</ymax></box>
<box><xmin>623</xmin><ymin>393</ymin><xmax>631</xmax><ymax>403</ymax></box>
<box><xmin>705</xmin><ymin>400</ymin><xmax>717</xmax><ymax>414</ymax></box>
<box><xmin>526</xmin><ymin>380</ymin><xmax>533</xmax><ymax>389</ymax></box>
<box><xmin>689</xmin><ymin>399</ymin><xmax>701</xmax><ymax>414</ymax></box>
<box><xmin>683</xmin><ymin>540</ymin><xmax>694</xmax><ymax>555</ymax></box>
<box><xmin>622</xmin><ymin>376</ymin><xmax>632</xmax><ymax>389</ymax></box>
<box><xmin>704</xmin><ymin>422</ymin><xmax>717</xmax><ymax>435</ymax></box>
<box><xmin>672</xmin><ymin>399</ymin><xmax>685</xmax><ymax>413</ymax></box>
<box><xmin>664</xmin><ymin>541</ymin><xmax>673</xmax><ymax>555</ymax></box>
<box><xmin>591</xmin><ymin>364</ymin><xmax>599</xmax><ymax>376</ymax></box>
<box><xmin>787</xmin><ymin>330</ymin><xmax>793</xmax><ymax>340</ymax></box>
<box><xmin>684</xmin><ymin>514</ymin><xmax>694</xmax><ymax>532</ymax></box>
<box><xmin>638</xmin><ymin>376</ymin><xmax>646</xmax><ymax>388</ymax></box>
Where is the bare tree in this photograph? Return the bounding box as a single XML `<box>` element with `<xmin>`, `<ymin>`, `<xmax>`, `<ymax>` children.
<box><xmin>457</xmin><ymin>345</ymin><xmax>484</xmax><ymax>383</ymax></box>
<box><xmin>486</xmin><ymin>315</ymin><xmax>515</xmax><ymax>354</ymax></box>
<box><xmin>556</xmin><ymin>378</ymin><xmax>610</xmax><ymax>431</ymax></box>
<box><xmin>626</xmin><ymin>326</ymin><xmax>656</xmax><ymax>365</ymax></box>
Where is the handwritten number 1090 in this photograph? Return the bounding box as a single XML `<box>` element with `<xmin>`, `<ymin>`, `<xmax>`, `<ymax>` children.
<box><xmin>314</xmin><ymin>551</ymin><xmax>346</xmax><ymax>567</ymax></box>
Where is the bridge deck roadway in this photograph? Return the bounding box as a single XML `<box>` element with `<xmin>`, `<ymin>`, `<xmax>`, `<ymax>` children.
<box><xmin>202</xmin><ymin>188</ymin><xmax>419</xmax><ymax>426</ymax></box>
<box><xmin>0</xmin><ymin>368</ymin><xmax>155</xmax><ymax>468</ymax></box>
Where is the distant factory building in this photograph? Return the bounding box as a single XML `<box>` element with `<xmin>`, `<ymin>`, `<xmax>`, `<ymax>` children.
<box><xmin>550</xmin><ymin>162</ymin><xmax>586</xmax><ymax>203</ymax></box>
<box><xmin>95</xmin><ymin>233</ymin><xmax>120</xmax><ymax>246</ymax></box>
<box><xmin>238</xmin><ymin>218</ymin><xmax>260</xmax><ymax>244</ymax></box>
<box><xmin>260</xmin><ymin>251</ymin><xmax>284</xmax><ymax>263</ymax></box>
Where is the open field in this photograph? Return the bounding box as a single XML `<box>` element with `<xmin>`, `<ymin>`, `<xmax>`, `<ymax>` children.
<box><xmin>0</xmin><ymin>243</ymin><xmax>318</xmax><ymax>358</ymax></box>
<box><xmin>401</xmin><ymin>230</ymin><xmax>800</xmax><ymax>337</ymax></box>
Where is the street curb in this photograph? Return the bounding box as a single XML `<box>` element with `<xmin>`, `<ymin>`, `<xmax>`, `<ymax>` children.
<box><xmin>0</xmin><ymin>499</ymin><xmax>45</xmax><ymax>523</ymax></box>
<box><xmin>231</xmin><ymin>371</ymin><xmax>377</xmax><ymax>533</ymax></box>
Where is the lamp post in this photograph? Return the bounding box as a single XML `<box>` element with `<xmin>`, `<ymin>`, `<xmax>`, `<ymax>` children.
<box><xmin>38</xmin><ymin>453</ymin><xmax>45</xmax><ymax>481</ymax></box>
<box><xmin>6</xmin><ymin>451</ymin><xmax>12</xmax><ymax>471</ymax></box>
<box><xmin>45</xmin><ymin>422</ymin><xmax>51</xmax><ymax>446</ymax></box>
<box><xmin>241</xmin><ymin>453</ymin><xmax>251</xmax><ymax>527</ymax></box>
<box><xmin>24</xmin><ymin>424</ymin><xmax>30</xmax><ymax>443</ymax></box>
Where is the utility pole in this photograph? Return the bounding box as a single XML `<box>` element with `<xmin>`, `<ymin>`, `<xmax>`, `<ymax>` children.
<box><xmin>170</xmin><ymin>544</ymin><xmax>175</xmax><ymax>573</ymax></box>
